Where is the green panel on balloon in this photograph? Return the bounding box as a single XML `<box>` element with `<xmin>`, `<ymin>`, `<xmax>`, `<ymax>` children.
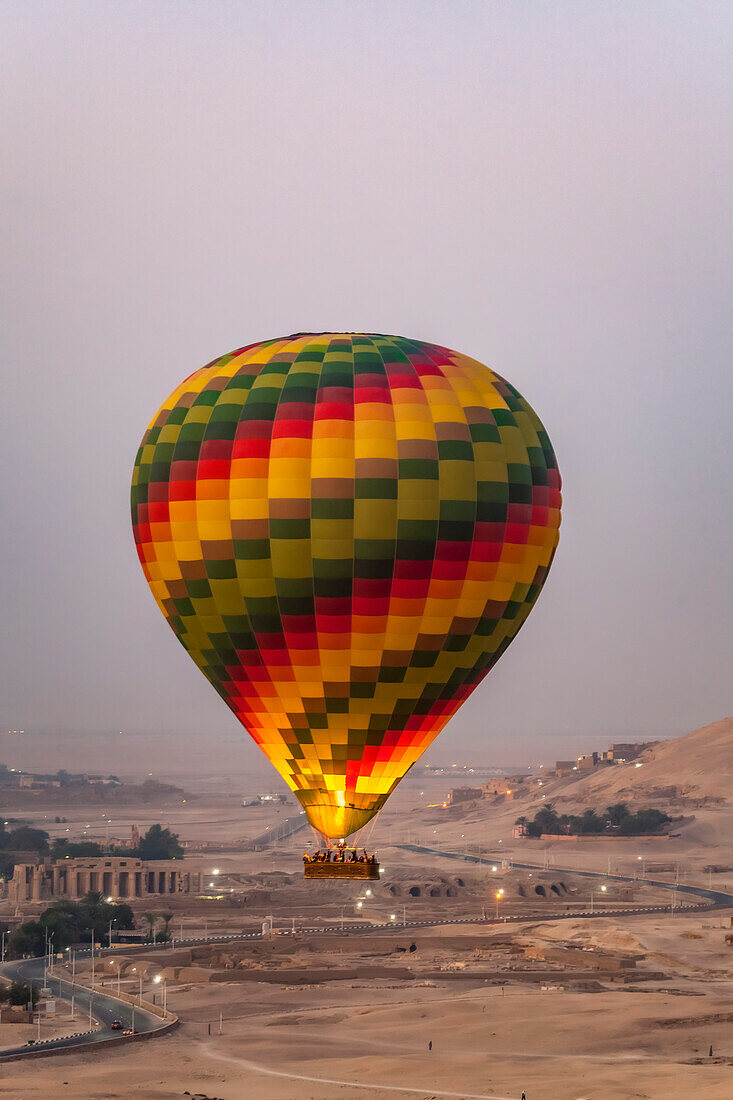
<box><xmin>132</xmin><ymin>333</ymin><xmax>561</xmax><ymax>839</ymax></box>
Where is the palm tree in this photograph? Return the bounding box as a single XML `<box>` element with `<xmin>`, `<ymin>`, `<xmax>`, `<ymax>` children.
<box><xmin>143</xmin><ymin>912</ymin><xmax>159</xmax><ymax>943</ymax></box>
<box><xmin>160</xmin><ymin>912</ymin><xmax>173</xmax><ymax>941</ymax></box>
<box><xmin>606</xmin><ymin>803</ymin><xmax>630</xmax><ymax>827</ymax></box>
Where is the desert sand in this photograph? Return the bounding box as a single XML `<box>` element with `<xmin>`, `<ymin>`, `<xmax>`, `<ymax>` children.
<box><xmin>3</xmin><ymin>911</ymin><xmax>733</xmax><ymax>1098</ymax></box>
<box><xmin>2</xmin><ymin>717</ymin><xmax>733</xmax><ymax>1097</ymax></box>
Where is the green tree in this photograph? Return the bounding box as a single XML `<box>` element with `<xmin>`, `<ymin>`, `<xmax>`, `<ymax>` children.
<box><xmin>51</xmin><ymin>839</ymin><xmax>104</xmax><ymax>859</ymax></box>
<box><xmin>6</xmin><ymin>920</ymin><xmax>46</xmax><ymax>959</ymax></box>
<box><xmin>577</xmin><ymin>809</ymin><xmax>605</xmax><ymax>834</ymax></box>
<box><xmin>619</xmin><ymin>808</ymin><xmax>671</xmax><ymax>835</ymax></box>
<box><xmin>5</xmin><ymin>827</ymin><xmax>49</xmax><ymax>854</ymax></box>
<box><xmin>0</xmin><ymin>980</ymin><xmax>39</xmax><ymax>1007</ymax></box>
<box><xmin>136</xmin><ymin>824</ymin><xmax>183</xmax><ymax>860</ymax></box>
<box><xmin>82</xmin><ymin>891</ymin><xmax>104</xmax><ymax>925</ymax></box>
<box><xmin>102</xmin><ymin>901</ymin><xmax>134</xmax><ymax>939</ymax></box>
<box><xmin>607</xmin><ymin>803</ymin><xmax>630</xmax><ymax>827</ymax></box>
<box><xmin>143</xmin><ymin>912</ymin><xmax>159</xmax><ymax>943</ymax></box>
<box><xmin>521</xmin><ymin>802</ymin><xmax>671</xmax><ymax>839</ymax></box>
<box><xmin>533</xmin><ymin>804</ymin><xmax>563</xmax><ymax>835</ymax></box>
<box><xmin>39</xmin><ymin>901</ymin><xmax>88</xmax><ymax>949</ymax></box>
<box><xmin>23</xmin><ymin>896</ymin><xmax>138</xmax><ymax>953</ymax></box>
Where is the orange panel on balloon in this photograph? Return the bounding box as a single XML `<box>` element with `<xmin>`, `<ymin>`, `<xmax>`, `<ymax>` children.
<box><xmin>131</xmin><ymin>334</ymin><xmax>561</xmax><ymax>838</ymax></box>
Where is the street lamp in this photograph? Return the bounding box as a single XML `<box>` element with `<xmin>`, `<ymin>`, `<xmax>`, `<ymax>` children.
<box><xmin>154</xmin><ymin>971</ymin><xmax>168</xmax><ymax>1012</ymax></box>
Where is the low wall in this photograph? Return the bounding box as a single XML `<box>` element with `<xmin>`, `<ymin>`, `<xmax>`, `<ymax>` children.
<box><xmin>49</xmin><ymin>967</ymin><xmax>173</xmax><ymax>1022</ymax></box>
<box><xmin>524</xmin><ymin>834</ymin><xmax>673</xmax><ymax>843</ymax></box>
<box><xmin>0</xmin><ymin>968</ymin><xmax>180</xmax><ymax>1063</ymax></box>
<box><xmin>0</xmin><ymin>1007</ymin><xmax>31</xmax><ymax>1023</ymax></box>
<box><xmin>209</xmin><ymin>965</ymin><xmax>414</xmax><ymax>984</ymax></box>
<box><xmin>0</xmin><ymin>1019</ymin><xmax>179</xmax><ymax>1063</ymax></box>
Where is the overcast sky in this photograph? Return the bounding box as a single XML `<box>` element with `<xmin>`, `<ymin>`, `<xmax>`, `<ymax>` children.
<box><xmin>2</xmin><ymin>1</ymin><xmax>731</xmax><ymax>773</ymax></box>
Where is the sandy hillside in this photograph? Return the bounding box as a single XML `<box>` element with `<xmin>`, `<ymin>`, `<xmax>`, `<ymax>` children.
<box><xmin>547</xmin><ymin>717</ymin><xmax>733</xmax><ymax>805</ymax></box>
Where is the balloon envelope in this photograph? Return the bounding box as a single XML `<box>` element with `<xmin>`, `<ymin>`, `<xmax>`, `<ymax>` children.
<box><xmin>131</xmin><ymin>334</ymin><xmax>561</xmax><ymax>838</ymax></box>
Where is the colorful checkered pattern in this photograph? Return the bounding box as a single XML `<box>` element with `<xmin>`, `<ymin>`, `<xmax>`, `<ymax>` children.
<box><xmin>131</xmin><ymin>334</ymin><xmax>561</xmax><ymax>838</ymax></box>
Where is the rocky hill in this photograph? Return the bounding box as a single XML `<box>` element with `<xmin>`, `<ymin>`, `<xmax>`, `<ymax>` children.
<box><xmin>556</xmin><ymin>718</ymin><xmax>733</xmax><ymax>808</ymax></box>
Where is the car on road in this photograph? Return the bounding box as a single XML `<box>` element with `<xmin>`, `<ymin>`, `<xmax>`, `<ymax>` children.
<box><xmin>110</xmin><ymin>1020</ymin><xmax>123</xmax><ymax>1030</ymax></box>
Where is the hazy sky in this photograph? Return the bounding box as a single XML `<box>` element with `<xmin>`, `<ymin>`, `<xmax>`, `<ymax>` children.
<box><xmin>2</xmin><ymin>1</ymin><xmax>731</xmax><ymax>771</ymax></box>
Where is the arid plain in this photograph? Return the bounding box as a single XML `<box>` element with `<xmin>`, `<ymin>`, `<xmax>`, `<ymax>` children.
<box><xmin>2</xmin><ymin>718</ymin><xmax>733</xmax><ymax>1099</ymax></box>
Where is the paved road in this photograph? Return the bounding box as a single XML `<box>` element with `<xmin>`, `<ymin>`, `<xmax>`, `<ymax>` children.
<box><xmin>251</xmin><ymin>814</ymin><xmax>308</xmax><ymax>848</ymax></box>
<box><xmin>59</xmin><ymin>841</ymin><xmax>730</xmax><ymax>963</ymax></box>
<box><xmin>0</xmin><ymin>956</ymin><xmax>164</xmax><ymax>1058</ymax></box>
<box><xmin>395</xmin><ymin>844</ymin><xmax>733</xmax><ymax>907</ymax></box>
<box><xmin>5</xmin><ymin>844</ymin><xmax>726</xmax><ymax>1063</ymax></box>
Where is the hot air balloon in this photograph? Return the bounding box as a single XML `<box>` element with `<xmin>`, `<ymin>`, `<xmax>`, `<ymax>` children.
<box><xmin>131</xmin><ymin>333</ymin><xmax>561</xmax><ymax>859</ymax></box>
